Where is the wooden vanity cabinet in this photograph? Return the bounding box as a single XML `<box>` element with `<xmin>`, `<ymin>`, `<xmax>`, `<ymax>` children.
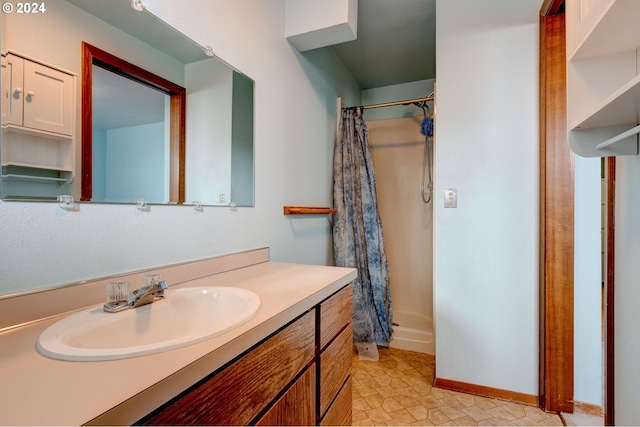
<box><xmin>318</xmin><ymin>284</ymin><xmax>353</xmax><ymax>425</ymax></box>
<box><xmin>140</xmin><ymin>310</ymin><xmax>315</xmax><ymax>426</ymax></box>
<box><xmin>138</xmin><ymin>284</ymin><xmax>353</xmax><ymax>426</ymax></box>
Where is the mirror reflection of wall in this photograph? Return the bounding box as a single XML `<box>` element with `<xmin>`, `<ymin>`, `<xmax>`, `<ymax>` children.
<box><xmin>92</xmin><ymin>65</ymin><xmax>169</xmax><ymax>203</ymax></box>
<box><xmin>0</xmin><ymin>0</ymin><xmax>255</xmax><ymax>206</ymax></box>
<box><xmin>185</xmin><ymin>60</ymin><xmax>254</xmax><ymax>206</ymax></box>
<box><xmin>230</xmin><ymin>72</ymin><xmax>255</xmax><ymax>207</ymax></box>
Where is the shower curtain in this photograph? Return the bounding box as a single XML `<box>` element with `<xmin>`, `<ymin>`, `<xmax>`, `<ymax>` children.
<box><xmin>333</xmin><ymin>107</ymin><xmax>393</xmax><ymax>357</ymax></box>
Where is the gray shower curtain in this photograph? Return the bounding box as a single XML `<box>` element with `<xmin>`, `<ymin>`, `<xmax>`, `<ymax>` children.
<box><xmin>333</xmin><ymin>106</ymin><xmax>393</xmax><ymax>344</ymax></box>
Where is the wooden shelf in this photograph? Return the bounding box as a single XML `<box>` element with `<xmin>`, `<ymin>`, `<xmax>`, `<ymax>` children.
<box><xmin>283</xmin><ymin>206</ymin><xmax>336</xmax><ymax>215</ymax></box>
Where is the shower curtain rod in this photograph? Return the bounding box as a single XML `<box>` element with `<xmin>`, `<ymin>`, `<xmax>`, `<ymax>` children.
<box><xmin>345</xmin><ymin>92</ymin><xmax>435</xmax><ymax>110</ymax></box>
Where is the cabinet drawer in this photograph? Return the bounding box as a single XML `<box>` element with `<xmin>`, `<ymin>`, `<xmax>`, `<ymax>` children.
<box><xmin>320</xmin><ymin>376</ymin><xmax>352</xmax><ymax>426</ymax></box>
<box><xmin>142</xmin><ymin>310</ymin><xmax>316</xmax><ymax>426</ymax></box>
<box><xmin>320</xmin><ymin>284</ymin><xmax>352</xmax><ymax>349</ymax></box>
<box><xmin>256</xmin><ymin>364</ymin><xmax>315</xmax><ymax>426</ymax></box>
<box><xmin>319</xmin><ymin>324</ymin><xmax>352</xmax><ymax>417</ymax></box>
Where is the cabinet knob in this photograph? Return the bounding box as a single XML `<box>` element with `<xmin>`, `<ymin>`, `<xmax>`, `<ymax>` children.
<box><xmin>13</xmin><ymin>87</ymin><xmax>22</xmax><ymax>95</ymax></box>
<box><xmin>27</xmin><ymin>91</ymin><xmax>35</xmax><ymax>97</ymax></box>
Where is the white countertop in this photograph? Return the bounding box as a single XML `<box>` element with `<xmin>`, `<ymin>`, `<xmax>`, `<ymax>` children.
<box><xmin>0</xmin><ymin>262</ymin><xmax>356</xmax><ymax>426</ymax></box>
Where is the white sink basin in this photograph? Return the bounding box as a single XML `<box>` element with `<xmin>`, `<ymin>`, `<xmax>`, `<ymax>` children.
<box><xmin>37</xmin><ymin>286</ymin><xmax>260</xmax><ymax>361</ymax></box>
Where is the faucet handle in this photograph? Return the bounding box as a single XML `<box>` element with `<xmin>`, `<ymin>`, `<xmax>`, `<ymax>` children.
<box><xmin>143</xmin><ymin>274</ymin><xmax>161</xmax><ymax>286</ymax></box>
<box><xmin>106</xmin><ymin>281</ymin><xmax>129</xmax><ymax>303</ymax></box>
<box><xmin>142</xmin><ymin>273</ymin><xmax>160</xmax><ymax>286</ymax></box>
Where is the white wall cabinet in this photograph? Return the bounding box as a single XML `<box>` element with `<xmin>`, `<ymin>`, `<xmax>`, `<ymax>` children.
<box><xmin>1</xmin><ymin>52</ymin><xmax>76</xmax><ymax>197</ymax></box>
<box><xmin>2</xmin><ymin>52</ymin><xmax>74</xmax><ymax>136</ymax></box>
<box><xmin>566</xmin><ymin>0</ymin><xmax>640</xmax><ymax>157</ymax></box>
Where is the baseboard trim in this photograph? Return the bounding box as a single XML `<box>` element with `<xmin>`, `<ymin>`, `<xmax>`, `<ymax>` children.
<box><xmin>574</xmin><ymin>401</ymin><xmax>604</xmax><ymax>417</ymax></box>
<box><xmin>434</xmin><ymin>377</ymin><xmax>539</xmax><ymax>407</ymax></box>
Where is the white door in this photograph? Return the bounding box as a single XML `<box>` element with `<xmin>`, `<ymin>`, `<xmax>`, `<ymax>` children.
<box><xmin>1</xmin><ymin>54</ymin><xmax>25</xmax><ymax>127</ymax></box>
<box><xmin>22</xmin><ymin>59</ymin><xmax>73</xmax><ymax>136</ymax></box>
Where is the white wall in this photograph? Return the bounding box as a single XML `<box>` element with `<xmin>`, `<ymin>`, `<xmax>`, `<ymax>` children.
<box><xmin>0</xmin><ymin>0</ymin><xmax>361</xmax><ymax>295</ymax></box>
<box><xmin>614</xmin><ymin>154</ymin><xmax>640</xmax><ymax>424</ymax></box>
<box><xmin>574</xmin><ymin>155</ymin><xmax>603</xmax><ymax>407</ymax></box>
<box><xmin>105</xmin><ymin>123</ymin><xmax>166</xmax><ymax>204</ymax></box>
<box><xmin>92</xmin><ymin>129</ymin><xmax>107</xmax><ymax>201</ymax></box>
<box><xmin>434</xmin><ymin>0</ymin><xmax>540</xmax><ymax>395</ymax></box>
<box><xmin>185</xmin><ymin>58</ymin><xmax>234</xmax><ymax>204</ymax></box>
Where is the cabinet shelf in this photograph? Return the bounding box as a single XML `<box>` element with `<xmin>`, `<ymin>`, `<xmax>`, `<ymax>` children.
<box><xmin>570</xmin><ymin>0</ymin><xmax>640</xmax><ymax>61</ymax></box>
<box><xmin>2</xmin><ymin>162</ymin><xmax>73</xmax><ymax>184</ymax></box>
<box><xmin>1</xmin><ymin>124</ymin><xmax>73</xmax><ymax>141</ymax></box>
<box><xmin>595</xmin><ymin>124</ymin><xmax>640</xmax><ymax>150</ymax></box>
<box><xmin>570</xmin><ymin>72</ymin><xmax>640</xmax><ymax>131</ymax></box>
<box><xmin>566</xmin><ymin>0</ymin><xmax>640</xmax><ymax>157</ymax></box>
<box><xmin>2</xmin><ymin>162</ymin><xmax>73</xmax><ymax>173</ymax></box>
<box><xmin>1</xmin><ymin>174</ymin><xmax>68</xmax><ymax>183</ymax></box>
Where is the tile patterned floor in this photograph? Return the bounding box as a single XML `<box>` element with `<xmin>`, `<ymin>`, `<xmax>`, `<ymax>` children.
<box><xmin>352</xmin><ymin>347</ymin><xmax>564</xmax><ymax>426</ymax></box>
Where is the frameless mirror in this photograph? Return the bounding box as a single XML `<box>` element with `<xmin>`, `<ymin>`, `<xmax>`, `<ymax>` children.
<box><xmin>0</xmin><ymin>0</ymin><xmax>254</xmax><ymax>206</ymax></box>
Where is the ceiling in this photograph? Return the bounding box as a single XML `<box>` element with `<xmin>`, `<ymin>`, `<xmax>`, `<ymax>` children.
<box><xmin>331</xmin><ymin>0</ymin><xmax>436</xmax><ymax>90</ymax></box>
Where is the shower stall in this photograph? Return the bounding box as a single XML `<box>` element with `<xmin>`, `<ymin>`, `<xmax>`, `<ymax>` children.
<box><xmin>363</xmin><ymin>80</ymin><xmax>435</xmax><ymax>354</ymax></box>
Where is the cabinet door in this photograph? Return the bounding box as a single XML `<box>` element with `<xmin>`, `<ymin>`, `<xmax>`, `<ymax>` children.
<box><xmin>567</xmin><ymin>0</ymin><xmax>614</xmax><ymax>55</ymax></box>
<box><xmin>22</xmin><ymin>60</ymin><xmax>73</xmax><ymax>136</ymax></box>
<box><xmin>1</xmin><ymin>54</ymin><xmax>24</xmax><ymax>127</ymax></box>
<box><xmin>320</xmin><ymin>377</ymin><xmax>352</xmax><ymax>426</ymax></box>
<box><xmin>256</xmin><ymin>365</ymin><xmax>316</xmax><ymax>426</ymax></box>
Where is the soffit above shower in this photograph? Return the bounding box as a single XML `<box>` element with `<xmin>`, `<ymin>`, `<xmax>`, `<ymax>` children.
<box><xmin>285</xmin><ymin>0</ymin><xmax>358</xmax><ymax>52</ymax></box>
<box><xmin>285</xmin><ymin>0</ymin><xmax>436</xmax><ymax>91</ymax></box>
<box><xmin>331</xmin><ymin>0</ymin><xmax>436</xmax><ymax>90</ymax></box>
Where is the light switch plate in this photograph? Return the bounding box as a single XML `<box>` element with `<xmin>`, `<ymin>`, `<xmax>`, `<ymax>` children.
<box><xmin>445</xmin><ymin>188</ymin><xmax>457</xmax><ymax>208</ymax></box>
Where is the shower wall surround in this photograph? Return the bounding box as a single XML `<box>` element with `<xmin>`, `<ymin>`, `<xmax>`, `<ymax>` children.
<box><xmin>363</xmin><ymin>79</ymin><xmax>435</xmax><ymax>354</ymax></box>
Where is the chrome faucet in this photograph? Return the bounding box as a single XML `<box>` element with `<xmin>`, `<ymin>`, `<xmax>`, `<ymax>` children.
<box><xmin>103</xmin><ymin>275</ymin><xmax>168</xmax><ymax>313</ymax></box>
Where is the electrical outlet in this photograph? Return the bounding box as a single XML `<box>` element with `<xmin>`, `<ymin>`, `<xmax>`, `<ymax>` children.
<box><xmin>445</xmin><ymin>188</ymin><xmax>457</xmax><ymax>208</ymax></box>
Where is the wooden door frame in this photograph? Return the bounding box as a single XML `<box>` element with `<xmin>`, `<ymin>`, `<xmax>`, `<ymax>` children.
<box><xmin>604</xmin><ymin>157</ymin><xmax>615</xmax><ymax>425</ymax></box>
<box><xmin>80</xmin><ymin>42</ymin><xmax>186</xmax><ymax>203</ymax></box>
<box><xmin>540</xmin><ymin>2</ymin><xmax>613</xmax><ymax>423</ymax></box>
<box><xmin>539</xmin><ymin>2</ymin><xmax>575</xmax><ymax>414</ymax></box>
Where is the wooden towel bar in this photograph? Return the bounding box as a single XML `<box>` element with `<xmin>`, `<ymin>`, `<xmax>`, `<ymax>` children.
<box><xmin>283</xmin><ymin>206</ymin><xmax>337</xmax><ymax>215</ymax></box>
